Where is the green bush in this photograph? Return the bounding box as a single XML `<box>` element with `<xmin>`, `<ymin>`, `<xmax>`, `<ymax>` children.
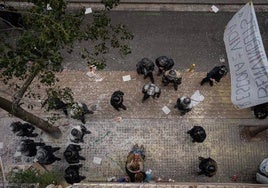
<box><xmin>8</xmin><ymin>168</ymin><xmax>63</xmax><ymax>188</ymax></box>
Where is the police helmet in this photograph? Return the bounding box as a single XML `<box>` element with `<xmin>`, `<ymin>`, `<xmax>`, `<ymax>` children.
<box><xmin>71</xmin><ymin>129</ymin><xmax>80</xmax><ymax>137</ymax></box>
<box><xmin>207</xmin><ymin>165</ymin><xmax>216</xmax><ymax>172</ymax></box>
<box><xmin>64</xmin><ymin>150</ymin><xmax>72</xmax><ymax>158</ymax></box>
<box><xmin>219</xmin><ymin>65</ymin><xmax>227</xmax><ymax>75</ymax></box>
<box><xmin>183</xmin><ymin>97</ymin><xmax>191</xmax><ymax>105</ymax></box>
<box><xmin>113</xmin><ymin>96</ymin><xmax>120</xmax><ymax>103</ymax></box>
<box><xmin>36</xmin><ymin>149</ymin><xmax>47</xmax><ymax>160</ymax></box>
<box><xmin>168</xmin><ymin>70</ymin><xmax>176</xmax><ymax>77</ymax></box>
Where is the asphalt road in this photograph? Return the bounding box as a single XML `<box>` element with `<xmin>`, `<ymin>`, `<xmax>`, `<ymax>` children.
<box><xmin>62</xmin><ymin>11</ymin><xmax>268</xmax><ymax>71</ymax></box>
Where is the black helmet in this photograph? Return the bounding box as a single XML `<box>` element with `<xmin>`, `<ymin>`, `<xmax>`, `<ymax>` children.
<box><xmin>71</xmin><ymin>129</ymin><xmax>81</xmax><ymax>137</ymax></box>
<box><xmin>157</xmin><ymin>56</ymin><xmax>168</xmax><ymax>66</ymax></box>
<box><xmin>183</xmin><ymin>97</ymin><xmax>191</xmax><ymax>105</ymax></box>
<box><xmin>36</xmin><ymin>148</ymin><xmax>47</xmax><ymax>161</ymax></box>
<box><xmin>64</xmin><ymin>150</ymin><xmax>72</xmax><ymax>157</ymax></box>
<box><xmin>113</xmin><ymin>96</ymin><xmax>120</xmax><ymax>103</ymax></box>
<box><xmin>219</xmin><ymin>65</ymin><xmax>227</xmax><ymax>75</ymax></box>
<box><xmin>207</xmin><ymin>165</ymin><xmax>216</xmax><ymax>172</ymax></box>
<box><xmin>142</xmin><ymin>58</ymin><xmax>153</xmax><ymax>68</ymax></box>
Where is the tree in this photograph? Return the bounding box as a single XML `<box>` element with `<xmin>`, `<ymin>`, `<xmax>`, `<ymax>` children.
<box><xmin>0</xmin><ymin>0</ymin><xmax>133</xmax><ymax>138</ymax></box>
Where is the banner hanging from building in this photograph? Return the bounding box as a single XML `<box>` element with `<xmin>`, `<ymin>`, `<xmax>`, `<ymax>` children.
<box><xmin>224</xmin><ymin>2</ymin><xmax>268</xmax><ymax>109</ymax></box>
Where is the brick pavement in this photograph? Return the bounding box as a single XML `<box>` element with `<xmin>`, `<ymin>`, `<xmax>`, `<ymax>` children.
<box><xmin>0</xmin><ymin>69</ymin><xmax>267</xmax><ymax>187</ymax></box>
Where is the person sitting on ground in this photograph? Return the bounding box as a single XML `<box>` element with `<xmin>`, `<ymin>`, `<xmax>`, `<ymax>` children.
<box><xmin>110</xmin><ymin>90</ymin><xmax>127</xmax><ymax>111</ymax></box>
<box><xmin>162</xmin><ymin>69</ymin><xmax>182</xmax><ymax>90</ymax></box>
<box><xmin>200</xmin><ymin>65</ymin><xmax>228</xmax><ymax>86</ymax></box>
<box><xmin>64</xmin><ymin>164</ymin><xmax>86</xmax><ymax>184</ymax></box>
<box><xmin>36</xmin><ymin>145</ymin><xmax>61</xmax><ymax>165</ymax></box>
<box><xmin>136</xmin><ymin>58</ymin><xmax>155</xmax><ymax>83</ymax></box>
<box><xmin>10</xmin><ymin>121</ymin><xmax>38</xmax><ymax>137</ymax></box>
<box><xmin>253</xmin><ymin>102</ymin><xmax>268</xmax><ymax>119</ymax></box>
<box><xmin>64</xmin><ymin>144</ymin><xmax>85</xmax><ymax>164</ymax></box>
<box><xmin>155</xmin><ymin>56</ymin><xmax>175</xmax><ymax>76</ymax></box>
<box><xmin>70</xmin><ymin>125</ymin><xmax>91</xmax><ymax>143</ymax></box>
<box><xmin>70</xmin><ymin>102</ymin><xmax>93</xmax><ymax>124</ymax></box>
<box><xmin>17</xmin><ymin>139</ymin><xmax>45</xmax><ymax>157</ymax></box>
<box><xmin>198</xmin><ymin>157</ymin><xmax>217</xmax><ymax>177</ymax></box>
<box><xmin>125</xmin><ymin>144</ymin><xmax>146</xmax><ymax>182</ymax></box>
<box><xmin>42</xmin><ymin>96</ymin><xmax>68</xmax><ymax>117</ymax></box>
<box><xmin>174</xmin><ymin>96</ymin><xmax>193</xmax><ymax>116</ymax></box>
<box><xmin>187</xmin><ymin>126</ymin><xmax>206</xmax><ymax>143</ymax></box>
<box><xmin>256</xmin><ymin>158</ymin><xmax>268</xmax><ymax>184</ymax></box>
<box><xmin>142</xmin><ymin>83</ymin><xmax>161</xmax><ymax>102</ymax></box>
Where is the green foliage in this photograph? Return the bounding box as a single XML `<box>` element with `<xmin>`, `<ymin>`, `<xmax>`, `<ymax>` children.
<box><xmin>8</xmin><ymin>168</ymin><xmax>63</xmax><ymax>188</ymax></box>
<box><xmin>0</xmin><ymin>0</ymin><xmax>133</xmax><ymax>115</ymax></box>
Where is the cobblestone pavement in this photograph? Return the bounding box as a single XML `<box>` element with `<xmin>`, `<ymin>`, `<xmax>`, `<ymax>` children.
<box><xmin>0</xmin><ymin>69</ymin><xmax>267</xmax><ymax>185</ymax></box>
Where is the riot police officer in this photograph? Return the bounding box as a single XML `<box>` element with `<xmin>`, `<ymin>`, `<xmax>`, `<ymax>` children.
<box><xmin>110</xmin><ymin>90</ymin><xmax>127</xmax><ymax>111</ymax></box>
<box><xmin>155</xmin><ymin>56</ymin><xmax>174</xmax><ymax>76</ymax></box>
<box><xmin>162</xmin><ymin>69</ymin><xmax>182</xmax><ymax>90</ymax></box>
<box><xmin>64</xmin><ymin>144</ymin><xmax>85</xmax><ymax>164</ymax></box>
<box><xmin>142</xmin><ymin>83</ymin><xmax>161</xmax><ymax>102</ymax></box>
<box><xmin>70</xmin><ymin>125</ymin><xmax>91</xmax><ymax>143</ymax></box>
<box><xmin>10</xmin><ymin>121</ymin><xmax>38</xmax><ymax>137</ymax></box>
<box><xmin>136</xmin><ymin>58</ymin><xmax>155</xmax><ymax>83</ymax></box>
<box><xmin>17</xmin><ymin>139</ymin><xmax>45</xmax><ymax>157</ymax></box>
<box><xmin>200</xmin><ymin>65</ymin><xmax>228</xmax><ymax>86</ymax></box>
<box><xmin>64</xmin><ymin>164</ymin><xmax>86</xmax><ymax>184</ymax></box>
<box><xmin>198</xmin><ymin>157</ymin><xmax>217</xmax><ymax>177</ymax></box>
<box><xmin>187</xmin><ymin>126</ymin><xmax>206</xmax><ymax>143</ymax></box>
<box><xmin>36</xmin><ymin>145</ymin><xmax>61</xmax><ymax>165</ymax></box>
<box><xmin>174</xmin><ymin>96</ymin><xmax>193</xmax><ymax>115</ymax></box>
<box><xmin>70</xmin><ymin>102</ymin><xmax>93</xmax><ymax>124</ymax></box>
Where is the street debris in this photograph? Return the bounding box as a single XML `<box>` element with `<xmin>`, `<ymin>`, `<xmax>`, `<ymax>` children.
<box><xmin>93</xmin><ymin>156</ymin><xmax>102</xmax><ymax>165</ymax></box>
<box><xmin>85</xmin><ymin>8</ymin><xmax>92</xmax><ymax>14</ymax></box>
<box><xmin>122</xmin><ymin>75</ymin><xmax>131</xmax><ymax>82</ymax></box>
<box><xmin>211</xmin><ymin>5</ymin><xmax>219</xmax><ymax>13</ymax></box>
<box><xmin>162</xmin><ymin>106</ymin><xmax>171</xmax><ymax>114</ymax></box>
<box><xmin>187</xmin><ymin>63</ymin><xmax>196</xmax><ymax>72</ymax></box>
<box><xmin>114</xmin><ymin>116</ymin><xmax>122</xmax><ymax>122</ymax></box>
<box><xmin>191</xmin><ymin>90</ymin><xmax>204</xmax><ymax>107</ymax></box>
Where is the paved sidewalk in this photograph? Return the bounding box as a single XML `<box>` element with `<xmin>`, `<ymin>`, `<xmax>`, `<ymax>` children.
<box><xmin>0</xmin><ymin>70</ymin><xmax>267</xmax><ymax>185</ymax></box>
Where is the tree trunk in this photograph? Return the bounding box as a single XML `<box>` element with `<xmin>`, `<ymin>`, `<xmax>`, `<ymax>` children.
<box><xmin>247</xmin><ymin>126</ymin><xmax>268</xmax><ymax>137</ymax></box>
<box><xmin>0</xmin><ymin>96</ymin><xmax>62</xmax><ymax>139</ymax></box>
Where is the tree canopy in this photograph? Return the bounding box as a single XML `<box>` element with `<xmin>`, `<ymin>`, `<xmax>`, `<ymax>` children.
<box><xmin>0</xmin><ymin>0</ymin><xmax>133</xmax><ymax>138</ymax></box>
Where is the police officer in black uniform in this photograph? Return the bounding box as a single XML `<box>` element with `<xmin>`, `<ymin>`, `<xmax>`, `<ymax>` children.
<box><xmin>10</xmin><ymin>121</ymin><xmax>38</xmax><ymax>137</ymax></box>
<box><xmin>17</xmin><ymin>139</ymin><xmax>45</xmax><ymax>157</ymax></box>
<box><xmin>200</xmin><ymin>65</ymin><xmax>228</xmax><ymax>86</ymax></box>
<box><xmin>136</xmin><ymin>58</ymin><xmax>155</xmax><ymax>83</ymax></box>
<box><xmin>187</xmin><ymin>126</ymin><xmax>206</xmax><ymax>143</ymax></box>
<box><xmin>174</xmin><ymin>96</ymin><xmax>193</xmax><ymax>115</ymax></box>
<box><xmin>198</xmin><ymin>157</ymin><xmax>217</xmax><ymax>177</ymax></box>
<box><xmin>70</xmin><ymin>102</ymin><xmax>93</xmax><ymax>124</ymax></box>
<box><xmin>162</xmin><ymin>69</ymin><xmax>182</xmax><ymax>90</ymax></box>
<box><xmin>70</xmin><ymin>125</ymin><xmax>91</xmax><ymax>143</ymax></box>
<box><xmin>64</xmin><ymin>144</ymin><xmax>85</xmax><ymax>164</ymax></box>
<box><xmin>110</xmin><ymin>90</ymin><xmax>127</xmax><ymax>111</ymax></box>
<box><xmin>155</xmin><ymin>56</ymin><xmax>175</xmax><ymax>76</ymax></box>
<box><xmin>36</xmin><ymin>145</ymin><xmax>61</xmax><ymax>165</ymax></box>
<box><xmin>64</xmin><ymin>164</ymin><xmax>86</xmax><ymax>184</ymax></box>
<box><xmin>142</xmin><ymin>83</ymin><xmax>161</xmax><ymax>102</ymax></box>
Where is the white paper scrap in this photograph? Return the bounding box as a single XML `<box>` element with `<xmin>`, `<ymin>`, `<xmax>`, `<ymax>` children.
<box><xmin>123</xmin><ymin>75</ymin><xmax>131</xmax><ymax>82</ymax></box>
<box><xmin>0</xmin><ymin>142</ymin><xmax>3</xmax><ymax>149</ymax></box>
<box><xmin>93</xmin><ymin>157</ymin><xmax>102</xmax><ymax>164</ymax></box>
<box><xmin>85</xmin><ymin>8</ymin><xmax>92</xmax><ymax>14</ymax></box>
<box><xmin>211</xmin><ymin>5</ymin><xmax>219</xmax><ymax>13</ymax></box>
<box><xmin>191</xmin><ymin>90</ymin><xmax>204</xmax><ymax>107</ymax></box>
<box><xmin>162</xmin><ymin>106</ymin><xmax>171</xmax><ymax>114</ymax></box>
<box><xmin>46</xmin><ymin>4</ymin><xmax>52</xmax><ymax>11</ymax></box>
<box><xmin>14</xmin><ymin>151</ymin><xmax>21</xmax><ymax>157</ymax></box>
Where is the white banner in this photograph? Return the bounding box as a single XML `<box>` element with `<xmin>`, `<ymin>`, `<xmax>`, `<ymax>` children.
<box><xmin>224</xmin><ymin>2</ymin><xmax>268</xmax><ymax>109</ymax></box>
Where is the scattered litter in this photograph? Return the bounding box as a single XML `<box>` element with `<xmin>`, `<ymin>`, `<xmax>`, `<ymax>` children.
<box><xmin>46</xmin><ymin>4</ymin><xmax>52</xmax><ymax>10</ymax></box>
<box><xmin>187</xmin><ymin>64</ymin><xmax>196</xmax><ymax>72</ymax></box>
<box><xmin>168</xmin><ymin>178</ymin><xmax>175</xmax><ymax>182</ymax></box>
<box><xmin>14</xmin><ymin>151</ymin><xmax>21</xmax><ymax>157</ymax></box>
<box><xmin>220</xmin><ymin>57</ymin><xmax>225</xmax><ymax>63</ymax></box>
<box><xmin>85</xmin><ymin>8</ymin><xmax>92</xmax><ymax>14</ymax></box>
<box><xmin>191</xmin><ymin>90</ymin><xmax>204</xmax><ymax>107</ymax></box>
<box><xmin>0</xmin><ymin>142</ymin><xmax>3</xmax><ymax>149</ymax></box>
<box><xmin>122</xmin><ymin>75</ymin><xmax>131</xmax><ymax>82</ymax></box>
<box><xmin>107</xmin><ymin>176</ymin><xmax>116</xmax><ymax>182</ymax></box>
<box><xmin>211</xmin><ymin>5</ymin><xmax>219</xmax><ymax>13</ymax></box>
<box><xmin>145</xmin><ymin>169</ymin><xmax>152</xmax><ymax>182</ymax></box>
<box><xmin>93</xmin><ymin>157</ymin><xmax>102</xmax><ymax>164</ymax></box>
<box><xmin>162</xmin><ymin>106</ymin><xmax>171</xmax><ymax>114</ymax></box>
<box><xmin>114</xmin><ymin>116</ymin><xmax>122</xmax><ymax>122</ymax></box>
